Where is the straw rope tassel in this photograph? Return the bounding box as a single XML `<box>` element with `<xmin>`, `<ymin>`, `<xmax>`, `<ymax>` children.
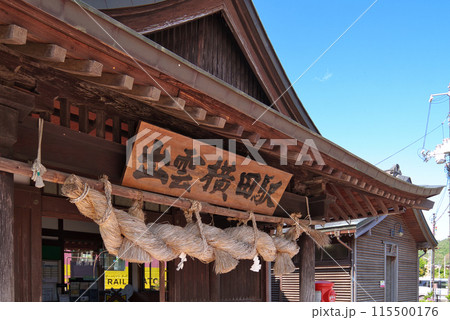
<box><xmin>31</xmin><ymin>118</ymin><xmax>47</xmax><ymax>188</ymax></box>
<box><xmin>248</xmin><ymin>212</ymin><xmax>261</xmax><ymax>272</ymax></box>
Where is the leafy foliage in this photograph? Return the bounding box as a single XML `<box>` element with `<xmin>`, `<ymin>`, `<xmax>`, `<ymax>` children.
<box><xmin>419</xmin><ymin>238</ymin><xmax>450</xmax><ymax>278</ymax></box>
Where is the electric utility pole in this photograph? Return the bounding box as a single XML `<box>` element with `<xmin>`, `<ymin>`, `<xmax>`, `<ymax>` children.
<box><xmin>431</xmin><ymin>212</ymin><xmax>436</xmax><ymax>301</ymax></box>
<box><xmin>421</xmin><ymin>84</ymin><xmax>450</xmax><ymax>302</ymax></box>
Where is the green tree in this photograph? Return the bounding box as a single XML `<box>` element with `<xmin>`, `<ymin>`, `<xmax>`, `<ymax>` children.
<box><xmin>419</xmin><ymin>254</ymin><xmax>428</xmax><ymax>277</ymax></box>
<box><xmin>434</xmin><ymin>238</ymin><xmax>449</xmax><ymax>278</ymax></box>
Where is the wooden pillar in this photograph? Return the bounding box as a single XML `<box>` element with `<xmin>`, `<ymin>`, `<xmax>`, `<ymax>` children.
<box><xmin>265</xmin><ymin>261</ymin><xmax>270</xmax><ymax>302</ymax></box>
<box><xmin>95</xmin><ymin>110</ymin><xmax>106</xmax><ymax>139</ymax></box>
<box><xmin>159</xmin><ymin>261</ymin><xmax>165</xmax><ymax>302</ymax></box>
<box><xmin>0</xmin><ymin>106</ymin><xmax>18</xmax><ymax>157</ymax></box>
<box><xmin>299</xmin><ymin>234</ymin><xmax>315</xmax><ymax>302</ymax></box>
<box><xmin>0</xmin><ymin>171</ymin><xmax>14</xmax><ymax>301</ymax></box>
<box><xmin>209</xmin><ymin>263</ymin><xmax>220</xmax><ymax>301</ymax></box>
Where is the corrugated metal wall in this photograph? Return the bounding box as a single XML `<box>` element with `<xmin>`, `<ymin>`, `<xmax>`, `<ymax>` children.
<box><xmin>147</xmin><ymin>12</ymin><xmax>271</xmax><ymax>105</ymax></box>
<box><xmin>271</xmin><ymin>266</ymin><xmax>352</xmax><ymax>302</ymax></box>
<box><xmin>355</xmin><ymin>215</ymin><xmax>419</xmax><ymax>302</ymax></box>
<box><xmin>271</xmin><ymin>268</ymin><xmax>300</xmax><ymax>302</ymax></box>
<box><xmin>315</xmin><ymin>266</ymin><xmax>352</xmax><ymax>302</ymax></box>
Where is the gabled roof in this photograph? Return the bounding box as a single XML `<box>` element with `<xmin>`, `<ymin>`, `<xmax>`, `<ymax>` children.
<box><xmin>100</xmin><ymin>0</ymin><xmax>319</xmax><ymax>132</ymax></box>
<box><xmin>317</xmin><ymin>210</ymin><xmax>437</xmax><ymax>249</ymax></box>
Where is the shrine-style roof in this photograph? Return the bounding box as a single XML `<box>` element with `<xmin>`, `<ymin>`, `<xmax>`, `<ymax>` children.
<box><xmin>0</xmin><ymin>0</ymin><xmax>443</xmax><ymax>223</ymax></box>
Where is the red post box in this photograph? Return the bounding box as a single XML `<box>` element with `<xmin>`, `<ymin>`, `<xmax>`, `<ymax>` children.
<box><xmin>315</xmin><ymin>280</ymin><xmax>336</xmax><ymax>302</ymax></box>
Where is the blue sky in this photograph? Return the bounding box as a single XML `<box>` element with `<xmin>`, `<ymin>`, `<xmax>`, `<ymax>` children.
<box><xmin>253</xmin><ymin>0</ymin><xmax>450</xmax><ymax>241</ymax></box>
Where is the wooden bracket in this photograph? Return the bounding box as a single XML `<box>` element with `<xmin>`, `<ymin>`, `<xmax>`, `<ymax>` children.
<box><xmin>0</xmin><ymin>24</ymin><xmax>27</xmax><ymax>45</ymax></box>
<box><xmin>9</xmin><ymin>42</ymin><xmax>67</xmax><ymax>62</ymax></box>
<box><xmin>52</xmin><ymin>59</ymin><xmax>103</xmax><ymax>77</ymax></box>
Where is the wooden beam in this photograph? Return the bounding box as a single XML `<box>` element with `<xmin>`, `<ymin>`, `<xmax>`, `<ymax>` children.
<box><xmin>78</xmin><ymin>106</ymin><xmax>89</xmax><ymax>133</ymax></box>
<box><xmin>0</xmin><ymin>85</ymin><xmax>35</xmax><ymax>121</ymax></box>
<box><xmin>41</xmin><ymin>195</ymin><xmax>91</xmax><ymax>222</ymax></box>
<box><xmin>113</xmin><ymin>115</ymin><xmax>121</xmax><ymax>143</ymax></box>
<box><xmin>241</xmin><ymin>131</ymin><xmax>261</xmax><ymax>144</ymax></box>
<box><xmin>200</xmin><ymin>115</ymin><xmax>226</xmax><ymax>128</ymax></box>
<box><xmin>58</xmin><ymin>98</ymin><xmax>70</xmax><ymax>128</ymax></box>
<box><xmin>323</xmin><ymin>166</ymin><xmax>334</xmax><ymax>175</ymax></box>
<box><xmin>329</xmin><ymin>184</ymin><xmax>358</xmax><ymax>219</ymax></box>
<box><xmin>312</xmin><ymin>163</ymin><xmax>325</xmax><ymax>171</ymax></box>
<box><xmin>331</xmin><ymin>170</ymin><xmax>343</xmax><ymax>179</ymax></box>
<box><xmin>358</xmin><ymin>192</ymin><xmax>378</xmax><ymax>216</ymax></box>
<box><xmin>0</xmin><ymin>105</ymin><xmax>18</xmax><ymax>154</ymax></box>
<box><xmin>127</xmin><ymin>120</ymin><xmax>136</xmax><ymax>138</ymax></box>
<box><xmin>9</xmin><ymin>43</ymin><xmax>66</xmax><ymax>62</ymax></box>
<box><xmin>344</xmin><ymin>188</ymin><xmax>367</xmax><ymax>217</ymax></box>
<box><xmin>83</xmin><ymin>73</ymin><xmax>134</xmax><ymax>90</ymax></box>
<box><xmin>0</xmin><ymin>157</ymin><xmax>309</xmax><ymax>226</ymax></box>
<box><xmin>122</xmin><ymin>84</ymin><xmax>161</xmax><ymax>101</ymax></box>
<box><xmin>209</xmin><ymin>123</ymin><xmax>244</xmax><ymax>137</ymax></box>
<box><xmin>0</xmin><ymin>171</ymin><xmax>14</xmax><ymax>301</ymax></box>
<box><xmin>95</xmin><ymin>110</ymin><xmax>106</xmax><ymax>139</ymax></box>
<box><xmin>184</xmin><ymin>106</ymin><xmax>207</xmax><ymax>121</ymax></box>
<box><xmin>155</xmin><ymin>96</ymin><xmax>185</xmax><ymax>110</ymax></box>
<box><xmin>330</xmin><ymin>203</ymin><xmax>349</xmax><ymax>221</ymax></box>
<box><xmin>341</xmin><ymin>174</ymin><xmax>351</xmax><ymax>182</ymax></box>
<box><xmin>0</xmin><ymin>24</ymin><xmax>27</xmax><ymax>45</ymax></box>
<box><xmin>327</xmin><ymin>207</ymin><xmax>340</xmax><ymax>220</ymax></box>
<box><xmin>413</xmin><ymin>199</ymin><xmax>434</xmax><ymax>210</ymax></box>
<box><xmin>52</xmin><ymin>59</ymin><xmax>103</xmax><ymax>77</ymax></box>
<box><xmin>260</xmin><ymin>140</ymin><xmax>275</xmax><ymax>150</ymax></box>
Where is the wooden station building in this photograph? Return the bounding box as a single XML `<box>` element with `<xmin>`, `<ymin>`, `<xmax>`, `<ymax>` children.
<box><xmin>0</xmin><ymin>0</ymin><xmax>443</xmax><ymax>302</ymax></box>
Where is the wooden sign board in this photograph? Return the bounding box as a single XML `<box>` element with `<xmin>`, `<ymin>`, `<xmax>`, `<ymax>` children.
<box><xmin>122</xmin><ymin>122</ymin><xmax>292</xmax><ymax>215</ymax></box>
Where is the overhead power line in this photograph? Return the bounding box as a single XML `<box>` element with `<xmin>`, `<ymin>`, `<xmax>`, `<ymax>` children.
<box><xmin>375</xmin><ymin>123</ymin><xmax>443</xmax><ymax>166</ymax></box>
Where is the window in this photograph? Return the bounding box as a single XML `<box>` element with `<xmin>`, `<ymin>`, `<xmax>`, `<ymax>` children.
<box><xmin>316</xmin><ymin>243</ymin><xmax>350</xmax><ymax>262</ymax></box>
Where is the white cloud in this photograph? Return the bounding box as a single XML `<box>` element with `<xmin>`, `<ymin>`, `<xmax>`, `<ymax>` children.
<box><xmin>315</xmin><ymin>70</ymin><xmax>333</xmax><ymax>82</ymax></box>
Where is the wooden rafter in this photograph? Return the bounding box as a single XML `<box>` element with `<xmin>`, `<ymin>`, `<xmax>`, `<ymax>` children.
<box><xmin>326</xmin><ymin>207</ymin><xmax>340</xmax><ymax>221</ymax></box>
<box><xmin>358</xmin><ymin>192</ymin><xmax>378</xmax><ymax>216</ymax></box>
<box><xmin>344</xmin><ymin>188</ymin><xmax>367</xmax><ymax>217</ymax></box>
<box><xmin>330</xmin><ymin>203</ymin><xmax>349</xmax><ymax>221</ymax></box>
<box><xmin>376</xmin><ymin>198</ymin><xmax>389</xmax><ymax>215</ymax></box>
<box><xmin>329</xmin><ymin>184</ymin><xmax>358</xmax><ymax>219</ymax></box>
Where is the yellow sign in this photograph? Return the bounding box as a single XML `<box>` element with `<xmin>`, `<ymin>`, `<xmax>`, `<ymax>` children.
<box><xmin>104</xmin><ymin>267</ymin><xmax>129</xmax><ymax>290</ymax></box>
<box><xmin>144</xmin><ymin>267</ymin><xmax>166</xmax><ymax>290</ymax></box>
